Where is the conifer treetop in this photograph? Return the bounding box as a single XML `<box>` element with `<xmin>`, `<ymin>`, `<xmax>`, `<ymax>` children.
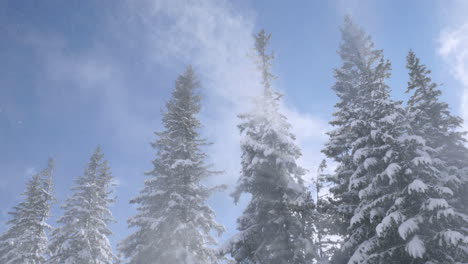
<box><xmin>119</xmin><ymin>66</ymin><xmax>224</xmax><ymax>264</ymax></box>
<box><xmin>47</xmin><ymin>147</ymin><xmax>116</xmax><ymax>264</ymax></box>
<box><xmin>0</xmin><ymin>159</ymin><xmax>54</xmax><ymax>264</ymax></box>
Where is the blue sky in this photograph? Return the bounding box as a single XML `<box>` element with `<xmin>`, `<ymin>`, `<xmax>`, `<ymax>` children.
<box><xmin>2</xmin><ymin>0</ymin><xmax>468</xmax><ymax>250</ymax></box>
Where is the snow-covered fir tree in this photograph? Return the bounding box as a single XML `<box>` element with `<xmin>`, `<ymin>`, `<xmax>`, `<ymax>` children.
<box><xmin>323</xmin><ymin>16</ymin><xmax>405</xmax><ymax>263</ymax></box>
<box><xmin>223</xmin><ymin>30</ymin><xmax>316</xmax><ymax>264</ymax></box>
<box><xmin>0</xmin><ymin>159</ymin><xmax>54</xmax><ymax>264</ymax></box>
<box><xmin>47</xmin><ymin>146</ymin><xmax>116</xmax><ymax>264</ymax></box>
<box><xmin>119</xmin><ymin>66</ymin><xmax>225</xmax><ymax>264</ymax></box>
<box><xmin>405</xmin><ymin>51</ymin><xmax>468</xmax><ymax>219</ymax></box>
<box><xmin>361</xmin><ymin>51</ymin><xmax>468</xmax><ymax>263</ymax></box>
<box><xmin>322</xmin><ymin>15</ymin><xmax>374</xmax><ymax>244</ymax></box>
<box><xmin>401</xmin><ymin>51</ymin><xmax>468</xmax><ymax>262</ymax></box>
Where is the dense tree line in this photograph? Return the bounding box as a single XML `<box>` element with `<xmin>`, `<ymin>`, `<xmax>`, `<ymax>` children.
<box><xmin>1</xmin><ymin>16</ymin><xmax>467</xmax><ymax>264</ymax></box>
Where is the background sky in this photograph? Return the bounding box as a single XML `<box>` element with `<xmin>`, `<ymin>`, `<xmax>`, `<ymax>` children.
<box><xmin>2</xmin><ymin>0</ymin><xmax>468</xmax><ymax>251</ymax></box>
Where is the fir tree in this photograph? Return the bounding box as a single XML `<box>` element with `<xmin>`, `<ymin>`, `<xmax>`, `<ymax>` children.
<box><xmin>323</xmin><ymin>16</ymin><xmax>404</xmax><ymax>263</ymax></box>
<box><xmin>323</xmin><ymin>15</ymin><xmax>376</xmax><ymax>240</ymax></box>
<box><xmin>47</xmin><ymin>146</ymin><xmax>116</xmax><ymax>264</ymax></box>
<box><xmin>0</xmin><ymin>159</ymin><xmax>54</xmax><ymax>264</ymax></box>
<box><xmin>362</xmin><ymin>52</ymin><xmax>468</xmax><ymax>263</ymax></box>
<box><xmin>406</xmin><ymin>51</ymin><xmax>468</xmax><ymax>217</ymax></box>
<box><xmin>223</xmin><ymin>30</ymin><xmax>316</xmax><ymax>264</ymax></box>
<box><xmin>119</xmin><ymin>66</ymin><xmax>225</xmax><ymax>264</ymax></box>
<box><xmin>403</xmin><ymin>51</ymin><xmax>468</xmax><ymax>262</ymax></box>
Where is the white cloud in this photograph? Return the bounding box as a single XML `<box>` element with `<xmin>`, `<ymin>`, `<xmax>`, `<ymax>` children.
<box><xmin>23</xmin><ymin>31</ymin><xmax>155</xmax><ymax>149</ymax></box>
<box><xmin>437</xmin><ymin>3</ymin><xmax>468</xmax><ymax>129</ymax></box>
<box><xmin>281</xmin><ymin>105</ymin><xmax>329</xmax><ymax>183</ymax></box>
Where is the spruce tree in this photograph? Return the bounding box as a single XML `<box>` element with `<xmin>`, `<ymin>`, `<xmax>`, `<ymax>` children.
<box><xmin>362</xmin><ymin>52</ymin><xmax>468</xmax><ymax>263</ymax></box>
<box><xmin>323</xmin><ymin>16</ymin><xmax>404</xmax><ymax>263</ymax></box>
<box><xmin>403</xmin><ymin>51</ymin><xmax>468</xmax><ymax>262</ymax></box>
<box><xmin>223</xmin><ymin>30</ymin><xmax>316</xmax><ymax>264</ymax></box>
<box><xmin>323</xmin><ymin>15</ymin><xmax>376</xmax><ymax>240</ymax></box>
<box><xmin>0</xmin><ymin>159</ymin><xmax>54</xmax><ymax>264</ymax></box>
<box><xmin>405</xmin><ymin>51</ymin><xmax>468</xmax><ymax>218</ymax></box>
<box><xmin>47</xmin><ymin>146</ymin><xmax>116</xmax><ymax>264</ymax></box>
<box><xmin>119</xmin><ymin>66</ymin><xmax>224</xmax><ymax>264</ymax></box>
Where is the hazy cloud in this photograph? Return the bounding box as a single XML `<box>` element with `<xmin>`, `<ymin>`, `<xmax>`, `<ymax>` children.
<box><xmin>23</xmin><ymin>31</ymin><xmax>155</xmax><ymax>148</ymax></box>
<box><xmin>123</xmin><ymin>0</ymin><xmax>329</xmax><ymax>185</ymax></box>
<box><xmin>9</xmin><ymin>0</ymin><xmax>329</xmax><ymax>243</ymax></box>
<box><xmin>438</xmin><ymin>2</ymin><xmax>468</xmax><ymax>129</ymax></box>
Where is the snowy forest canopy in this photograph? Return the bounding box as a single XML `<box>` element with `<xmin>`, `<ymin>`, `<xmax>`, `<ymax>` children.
<box><xmin>1</xmin><ymin>16</ymin><xmax>468</xmax><ymax>264</ymax></box>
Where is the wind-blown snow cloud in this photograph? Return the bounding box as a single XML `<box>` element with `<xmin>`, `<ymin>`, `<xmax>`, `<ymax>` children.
<box><xmin>123</xmin><ymin>0</ymin><xmax>328</xmax><ymax>185</ymax></box>
<box><xmin>1</xmin><ymin>0</ymin><xmax>333</xmax><ymax>249</ymax></box>
<box><xmin>108</xmin><ymin>0</ymin><xmax>329</xmax><ymax>243</ymax></box>
<box><xmin>124</xmin><ymin>0</ymin><xmax>259</xmax><ymax>187</ymax></box>
<box><xmin>25</xmin><ymin>0</ymin><xmax>327</xmax><ymax>187</ymax></box>
<box><xmin>15</xmin><ymin>1</ymin><xmax>328</xmax><ymax>244</ymax></box>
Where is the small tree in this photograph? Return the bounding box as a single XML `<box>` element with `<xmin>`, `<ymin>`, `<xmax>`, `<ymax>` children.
<box><xmin>0</xmin><ymin>159</ymin><xmax>55</xmax><ymax>264</ymax></box>
<box><xmin>47</xmin><ymin>146</ymin><xmax>116</xmax><ymax>264</ymax></box>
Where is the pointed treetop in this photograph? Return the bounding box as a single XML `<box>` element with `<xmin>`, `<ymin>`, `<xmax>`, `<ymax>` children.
<box><xmin>120</xmin><ymin>66</ymin><xmax>224</xmax><ymax>263</ymax></box>
<box><xmin>90</xmin><ymin>145</ymin><xmax>104</xmax><ymax>161</ymax></box>
<box><xmin>254</xmin><ymin>29</ymin><xmax>277</xmax><ymax>98</ymax></box>
<box><xmin>405</xmin><ymin>50</ymin><xmax>437</xmax><ymax>94</ymax></box>
<box><xmin>185</xmin><ymin>64</ymin><xmax>194</xmax><ymax>76</ymax></box>
<box><xmin>342</xmin><ymin>14</ymin><xmax>356</xmax><ymax>31</ymax></box>
<box><xmin>341</xmin><ymin>14</ymin><xmax>366</xmax><ymax>38</ymax></box>
<box><xmin>338</xmin><ymin>15</ymin><xmax>380</xmax><ymax>68</ymax></box>
<box><xmin>340</xmin><ymin>14</ymin><xmax>365</xmax><ymax>43</ymax></box>
<box><xmin>171</xmin><ymin>65</ymin><xmax>200</xmax><ymax>103</ymax></box>
<box><xmin>40</xmin><ymin>158</ymin><xmax>55</xmax><ymax>199</ymax></box>
<box><xmin>254</xmin><ymin>30</ymin><xmax>272</xmax><ymax>62</ymax></box>
<box><xmin>94</xmin><ymin>144</ymin><xmax>102</xmax><ymax>154</ymax></box>
<box><xmin>176</xmin><ymin>65</ymin><xmax>198</xmax><ymax>90</ymax></box>
<box><xmin>46</xmin><ymin>158</ymin><xmax>54</xmax><ymax>170</ymax></box>
<box><xmin>47</xmin><ymin>147</ymin><xmax>115</xmax><ymax>264</ymax></box>
<box><xmin>0</xmin><ymin>158</ymin><xmax>55</xmax><ymax>264</ymax></box>
<box><xmin>42</xmin><ymin>158</ymin><xmax>55</xmax><ymax>181</ymax></box>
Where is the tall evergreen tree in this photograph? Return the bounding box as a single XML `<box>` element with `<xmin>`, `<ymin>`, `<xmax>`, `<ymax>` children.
<box><xmin>47</xmin><ymin>146</ymin><xmax>116</xmax><ymax>264</ymax></box>
<box><xmin>119</xmin><ymin>66</ymin><xmax>224</xmax><ymax>264</ymax></box>
<box><xmin>361</xmin><ymin>52</ymin><xmax>468</xmax><ymax>263</ymax></box>
<box><xmin>0</xmin><ymin>159</ymin><xmax>54</xmax><ymax>264</ymax></box>
<box><xmin>405</xmin><ymin>51</ymin><xmax>468</xmax><ymax>217</ymax></box>
<box><xmin>323</xmin><ymin>15</ymin><xmax>376</xmax><ymax>241</ymax></box>
<box><xmin>323</xmin><ymin>16</ymin><xmax>404</xmax><ymax>263</ymax></box>
<box><xmin>223</xmin><ymin>30</ymin><xmax>316</xmax><ymax>264</ymax></box>
<box><xmin>403</xmin><ymin>51</ymin><xmax>468</xmax><ymax>262</ymax></box>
